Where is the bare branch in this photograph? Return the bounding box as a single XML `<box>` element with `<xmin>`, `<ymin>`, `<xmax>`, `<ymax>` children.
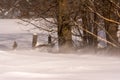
<box><xmin>87</xmin><ymin>6</ymin><xmax>120</xmax><ymax>25</ymax></box>
<box><xmin>21</xmin><ymin>19</ymin><xmax>56</xmax><ymax>32</ymax></box>
<box><xmin>72</xmin><ymin>19</ymin><xmax>119</xmax><ymax>48</ymax></box>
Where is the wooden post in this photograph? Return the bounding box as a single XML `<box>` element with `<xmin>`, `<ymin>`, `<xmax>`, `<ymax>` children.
<box><xmin>32</xmin><ymin>33</ymin><xmax>38</xmax><ymax>47</ymax></box>
<box><xmin>12</xmin><ymin>41</ymin><xmax>17</xmax><ymax>50</ymax></box>
<box><xmin>48</xmin><ymin>35</ymin><xmax>52</xmax><ymax>44</ymax></box>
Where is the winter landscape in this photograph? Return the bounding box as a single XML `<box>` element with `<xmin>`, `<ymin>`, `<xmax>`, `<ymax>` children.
<box><xmin>0</xmin><ymin>0</ymin><xmax>120</xmax><ymax>80</ymax></box>
<box><xmin>0</xmin><ymin>19</ymin><xmax>120</xmax><ymax>80</ymax></box>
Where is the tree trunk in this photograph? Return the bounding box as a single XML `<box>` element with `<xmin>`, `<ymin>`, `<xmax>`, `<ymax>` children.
<box><xmin>81</xmin><ymin>7</ymin><xmax>93</xmax><ymax>47</ymax></box>
<box><xmin>57</xmin><ymin>0</ymin><xmax>73</xmax><ymax>52</ymax></box>
<box><xmin>93</xmin><ymin>13</ymin><xmax>98</xmax><ymax>47</ymax></box>
<box><xmin>81</xmin><ymin>8</ymin><xmax>88</xmax><ymax>46</ymax></box>
<box><xmin>102</xmin><ymin>0</ymin><xmax>118</xmax><ymax>47</ymax></box>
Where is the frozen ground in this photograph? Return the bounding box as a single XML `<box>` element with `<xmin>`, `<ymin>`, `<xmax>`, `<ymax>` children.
<box><xmin>0</xmin><ymin>19</ymin><xmax>120</xmax><ymax>80</ymax></box>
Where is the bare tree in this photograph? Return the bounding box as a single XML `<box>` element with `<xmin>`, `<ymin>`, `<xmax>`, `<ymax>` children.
<box><xmin>57</xmin><ymin>0</ymin><xmax>74</xmax><ymax>52</ymax></box>
<box><xmin>1</xmin><ymin>0</ymin><xmax>120</xmax><ymax>52</ymax></box>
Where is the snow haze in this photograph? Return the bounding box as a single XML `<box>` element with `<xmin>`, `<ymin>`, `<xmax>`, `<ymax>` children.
<box><xmin>0</xmin><ymin>19</ymin><xmax>28</xmax><ymax>34</ymax></box>
<box><xmin>0</xmin><ymin>50</ymin><xmax>120</xmax><ymax>80</ymax></box>
<box><xmin>0</xmin><ymin>19</ymin><xmax>120</xmax><ymax>80</ymax></box>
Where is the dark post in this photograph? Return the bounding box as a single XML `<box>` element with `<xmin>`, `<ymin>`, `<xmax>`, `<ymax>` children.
<box><xmin>12</xmin><ymin>41</ymin><xmax>17</xmax><ymax>50</ymax></box>
<box><xmin>48</xmin><ymin>35</ymin><xmax>52</xmax><ymax>44</ymax></box>
<box><xmin>32</xmin><ymin>33</ymin><xmax>38</xmax><ymax>47</ymax></box>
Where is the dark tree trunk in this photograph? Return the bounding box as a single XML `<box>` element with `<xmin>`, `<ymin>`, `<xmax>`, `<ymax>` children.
<box><xmin>102</xmin><ymin>0</ymin><xmax>118</xmax><ymax>47</ymax></box>
<box><xmin>93</xmin><ymin>13</ymin><xmax>98</xmax><ymax>47</ymax></box>
<box><xmin>81</xmin><ymin>10</ymin><xmax>88</xmax><ymax>46</ymax></box>
<box><xmin>81</xmin><ymin>7</ymin><xmax>93</xmax><ymax>47</ymax></box>
<box><xmin>57</xmin><ymin>0</ymin><xmax>73</xmax><ymax>52</ymax></box>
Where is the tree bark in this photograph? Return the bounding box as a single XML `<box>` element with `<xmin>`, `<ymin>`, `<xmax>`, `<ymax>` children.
<box><xmin>57</xmin><ymin>0</ymin><xmax>73</xmax><ymax>52</ymax></box>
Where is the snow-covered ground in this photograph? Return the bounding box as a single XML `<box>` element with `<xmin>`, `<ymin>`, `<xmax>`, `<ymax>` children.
<box><xmin>0</xmin><ymin>19</ymin><xmax>51</xmax><ymax>50</ymax></box>
<box><xmin>0</xmin><ymin>19</ymin><xmax>120</xmax><ymax>80</ymax></box>
<box><xmin>0</xmin><ymin>50</ymin><xmax>120</xmax><ymax>80</ymax></box>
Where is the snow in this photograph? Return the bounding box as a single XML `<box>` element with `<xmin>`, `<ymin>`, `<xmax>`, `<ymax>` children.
<box><xmin>0</xmin><ymin>50</ymin><xmax>120</xmax><ymax>80</ymax></box>
<box><xmin>0</xmin><ymin>19</ymin><xmax>120</xmax><ymax>80</ymax></box>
